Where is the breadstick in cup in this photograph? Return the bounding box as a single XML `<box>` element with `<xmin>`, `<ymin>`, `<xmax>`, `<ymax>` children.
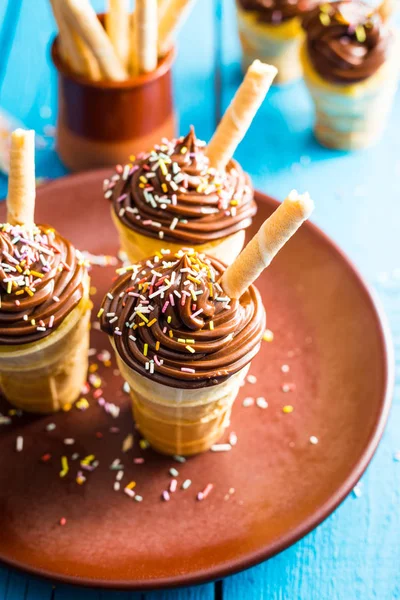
<box><xmin>106</xmin><ymin>0</ymin><xmax>131</xmax><ymax>70</ymax></box>
<box><xmin>136</xmin><ymin>0</ymin><xmax>158</xmax><ymax>73</ymax></box>
<box><xmin>50</xmin><ymin>0</ymin><xmax>86</xmax><ymax>75</ymax></box>
<box><xmin>62</xmin><ymin>0</ymin><xmax>128</xmax><ymax>81</ymax></box>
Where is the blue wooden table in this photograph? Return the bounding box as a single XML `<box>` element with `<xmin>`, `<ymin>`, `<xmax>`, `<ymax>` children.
<box><xmin>0</xmin><ymin>1</ymin><xmax>399</xmax><ymax>598</ymax></box>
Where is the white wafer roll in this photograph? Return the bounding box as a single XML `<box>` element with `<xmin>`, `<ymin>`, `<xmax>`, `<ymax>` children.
<box><xmin>50</xmin><ymin>0</ymin><xmax>87</xmax><ymax>75</ymax></box>
<box><xmin>220</xmin><ymin>191</ymin><xmax>314</xmax><ymax>299</ymax></box>
<box><xmin>158</xmin><ymin>0</ymin><xmax>197</xmax><ymax>57</ymax></box>
<box><xmin>106</xmin><ymin>0</ymin><xmax>131</xmax><ymax>70</ymax></box>
<box><xmin>136</xmin><ymin>0</ymin><xmax>158</xmax><ymax>73</ymax></box>
<box><xmin>73</xmin><ymin>34</ymin><xmax>102</xmax><ymax>81</ymax></box>
<box><xmin>7</xmin><ymin>130</ymin><xmax>36</xmax><ymax>227</ymax></box>
<box><xmin>206</xmin><ymin>60</ymin><xmax>277</xmax><ymax>171</ymax></box>
<box><xmin>62</xmin><ymin>0</ymin><xmax>128</xmax><ymax>81</ymax></box>
<box><xmin>130</xmin><ymin>9</ymin><xmax>138</xmax><ymax>75</ymax></box>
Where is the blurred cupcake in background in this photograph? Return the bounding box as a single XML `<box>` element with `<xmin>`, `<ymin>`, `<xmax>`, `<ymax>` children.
<box><xmin>301</xmin><ymin>0</ymin><xmax>399</xmax><ymax>150</ymax></box>
<box><xmin>236</xmin><ymin>0</ymin><xmax>317</xmax><ymax>84</ymax></box>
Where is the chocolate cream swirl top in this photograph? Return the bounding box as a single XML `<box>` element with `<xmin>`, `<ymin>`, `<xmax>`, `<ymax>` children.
<box><xmin>100</xmin><ymin>250</ymin><xmax>265</xmax><ymax>389</ymax></box>
<box><xmin>0</xmin><ymin>223</ymin><xmax>88</xmax><ymax>345</ymax></box>
<box><xmin>105</xmin><ymin>127</ymin><xmax>256</xmax><ymax>246</ymax></box>
<box><xmin>237</xmin><ymin>0</ymin><xmax>318</xmax><ymax>24</ymax></box>
<box><xmin>302</xmin><ymin>1</ymin><xmax>392</xmax><ymax>84</ymax></box>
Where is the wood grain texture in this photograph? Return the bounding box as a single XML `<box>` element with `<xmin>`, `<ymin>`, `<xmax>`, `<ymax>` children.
<box><xmin>220</xmin><ymin>0</ymin><xmax>400</xmax><ymax>598</ymax></box>
<box><xmin>0</xmin><ymin>0</ymin><xmax>399</xmax><ymax>598</ymax></box>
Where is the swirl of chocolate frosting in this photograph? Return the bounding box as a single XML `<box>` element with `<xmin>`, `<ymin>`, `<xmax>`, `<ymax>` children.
<box><xmin>238</xmin><ymin>0</ymin><xmax>318</xmax><ymax>24</ymax></box>
<box><xmin>100</xmin><ymin>250</ymin><xmax>265</xmax><ymax>389</ymax></box>
<box><xmin>106</xmin><ymin>127</ymin><xmax>256</xmax><ymax>246</ymax></box>
<box><xmin>302</xmin><ymin>1</ymin><xmax>392</xmax><ymax>84</ymax></box>
<box><xmin>0</xmin><ymin>223</ymin><xmax>88</xmax><ymax>345</ymax></box>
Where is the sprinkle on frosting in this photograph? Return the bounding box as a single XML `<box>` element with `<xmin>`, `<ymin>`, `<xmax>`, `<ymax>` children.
<box><xmin>0</xmin><ymin>223</ymin><xmax>88</xmax><ymax>344</ymax></box>
<box><xmin>99</xmin><ymin>249</ymin><xmax>265</xmax><ymax>389</ymax></box>
<box><xmin>106</xmin><ymin>127</ymin><xmax>256</xmax><ymax>245</ymax></box>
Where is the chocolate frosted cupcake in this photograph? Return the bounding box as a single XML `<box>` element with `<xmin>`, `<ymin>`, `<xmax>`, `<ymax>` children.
<box><xmin>0</xmin><ymin>222</ymin><xmax>91</xmax><ymax>413</ymax></box>
<box><xmin>100</xmin><ymin>249</ymin><xmax>265</xmax><ymax>456</ymax></box>
<box><xmin>236</xmin><ymin>0</ymin><xmax>317</xmax><ymax>83</ymax></box>
<box><xmin>100</xmin><ymin>187</ymin><xmax>315</xmax><ymax>456</ymax></box>
<box><xmin>0</xmin><ymin>129</ymin><xmax>91</xmax><ymax>413</ymax></box>
<box><xmin>301</xmin><ymin>0</ymin><xmax>399</xmax><ymax>149</ymax></box>
<box><xmin>106</xmin><ymin>127</ymin><xmax>256</xmax><ymax>265</ymax></box>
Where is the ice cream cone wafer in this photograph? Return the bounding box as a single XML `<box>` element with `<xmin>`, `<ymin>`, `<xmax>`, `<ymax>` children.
<box><xmin>0</xmin><ymin>129</ymin><xmax>92</xmax><ymax>413</ymax></box>
<box><xmin>62</xmin><ymin>0</ymin><xmax>128</xmax><ymax>81</ymax></box>
<box><xmin>205</xmin><ymin>60</ymin><xmax>277</xmax><ymax>171</ymax></box>
<box><xmin>100</xmin><ymin>250</ymin><xmax>265</xmax><ymax>456</ymax></box>
<box><xmin>136</xmin><ymin>0</ymin><xmax>158</xmax><ymax>73</ymax></box>
<box><xmin>114</xmin><ymin>341</ymin><xmax>249</xmax><ymax>455</ymax></box>
<box><xmin>221</xmin><ymin>191</ymin><xmax>314</xmax><ymax>299</ymax></box>
<box><xmin>106</xmin><ymin>0</ymin><xmax>131</xmax><ymax>70</ymax></box>
<box><xmin>7</xmin><ymin>129</ymin><xmax>35</xmax><ymax>227</ymax></box>
<box><xmin>111</xmin><ymin>207</ymin><xmax>245</xmax><ymax>264</ymax></box>
<box><xmin>158</xmin><ymin>0</ymin><xmax>197</xmax><ymax>57</ymax></box>
<box><xmin>0</xmin><ymin>279</ymin><xmax>91</xmax><ymax>414</ymax></box>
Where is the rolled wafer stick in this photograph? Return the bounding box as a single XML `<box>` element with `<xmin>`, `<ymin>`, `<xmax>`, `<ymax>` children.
<box><xmin>158</xmin><ymin>0</ymin><xmax>197</xmax><ymax>57</ymax></box>
<box><xmin>130</xmin><ymin>9</ymin><xmax>138</xmax><ymax>75</ymax></box>
<box><xmin>50</xmin><ymin>0</ymin><xmax>87</xmax><ymax>75</ymax></box>
<box><xmin>7</xmin><ymin>130</ymin><xmax>36</xmax><ymax>227</ymax></box>
<box><xmin>106</xmin><ymin>0</ymin><xmax>131</xmax><ymax>70</ymax></box>
<box><xmin>62</xmin><ymin>0</ymin><xmax>128</xmax><ymax>81</ymax></box>
<box><xmin>73</xmin><ymin>34</ymin><xmax>102</xmax><ymax>81</ymax></box>
<box><xmin>51</xmin><ymin>0</ymin><xmax>102</xmax><ymax>80</ymax></box>
<box><xmin>220</xmin><ymin>191</ymin><xmax>314</xmax><ymax>299</ymax></box>
<box><xmin>206</xmin><ymin>60</ymin><xmax>277</xmax><ymax>172</ymax></box>
<box><xmin>136</xmin><ymin>0</ymin><xmax>158</xmax><ymax>74</ymax></box>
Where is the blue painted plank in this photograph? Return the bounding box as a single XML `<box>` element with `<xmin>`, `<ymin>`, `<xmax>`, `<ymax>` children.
<box><xmin>99</xmin><ymin>591</ymin><xmax>143</xmax><ymax>600</ymax></box>
<box><xmin>0</xmin><ymin>0</ymin><xmax>23</xmax><ymax>87</ymax></box>
<box><xmin>4</xmin><ymin>569</ymin><xmax>28</xmax><ymax>600</ymax></box>
<box><xmin>173</xmin><ymin>0</ymin><xmax>217</xmax><ymax>141</ymax></box>
<box><xmin>219</xmin><ymin>1</ymin><xmax>400</xmax><ymax>599</ymax></box>
<box><xmin>26</xmin><ymin>577</ymin><xmax>55</xmax><ymax>600</ymax></box>
<box><xmin>53</xmin><ymin>583</ymin><xmax>101</xmax><ymax>599</ymax></box>
<box><xmin>145</xmin><ymin>585</ymin><xmax>215</xmax><ymax>600</ymax></box>
<box><xmin>0</xmin><ymin>565</ymin><xmax>10</xmax><ymax>598</ymax></box>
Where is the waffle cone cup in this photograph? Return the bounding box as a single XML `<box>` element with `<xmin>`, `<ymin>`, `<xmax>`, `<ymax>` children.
<box><xmin>112</xmin><ymin>339</ymin><xmax>250</xmax><ymax>456</ymax></box>
<box><xmin>0</xmin><ymin>274</ymin><xmax>92</xmax><ymax>413</ymax></box>
<box><xmin>300</xmin><ymin>41</ymin><xmax>400</xmax><ymax>150</ymax></box>
<box><xmin>111</xmin><ymin>208</ymin><xmax>246</xmax><ymax>265</ymax></box>
<box><xmin>236</xmin><ymin>3</ymin><xmax>304</xmax><ymax>84</ymax></box>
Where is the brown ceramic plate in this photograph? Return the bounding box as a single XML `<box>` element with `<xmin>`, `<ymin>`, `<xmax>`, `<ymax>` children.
<box><xmin>0</xmin><ymin>171</ymin><xmax>393</xmax><ymax>590</ymax></box>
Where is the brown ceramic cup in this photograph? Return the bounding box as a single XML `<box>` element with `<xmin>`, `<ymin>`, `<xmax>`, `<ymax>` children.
<box><xmin>51</xmin><ymin>22</ymin><xmax>176</xmax><ymax>172</ymax></box>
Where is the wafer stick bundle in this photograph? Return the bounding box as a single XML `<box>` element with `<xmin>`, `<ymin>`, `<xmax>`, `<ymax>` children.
<box><xmin>50</xmin><ymin>0</ymin><xmax>199</xmax><ymax>81</ymax></box>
